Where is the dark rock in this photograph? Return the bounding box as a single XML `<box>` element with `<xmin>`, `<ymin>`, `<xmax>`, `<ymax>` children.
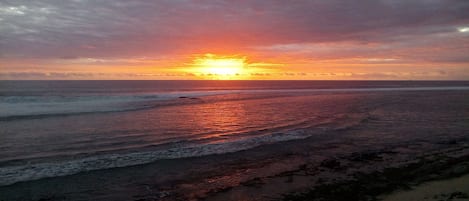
<box><xmin>320</xmin><ymin>159</ymin><xmax>342</xmax><ymax>169</ymax></box>
<box><xmin>240</xmin><ymin>177</ymin><xmax>265</xmax><ymax>187</ymax></box>
<box><xmin>449</xmin><ymin>191</ymin><xmax>469</xmax><ymax>199</ymax></box>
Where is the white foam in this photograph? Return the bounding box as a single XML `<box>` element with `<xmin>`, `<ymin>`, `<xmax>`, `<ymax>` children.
<box><xmin>2</xmin><ymin>86</ymin><xmax>468</xmax><ymax>119</ymax></box>
<box><xmin>0</xmin><ymin>130</ymin><xmax>314</xmax><ymax>186</ymax></box>
<box><xmin>0</xmin><ymin>91</ymin><xmax>234</xmax><ymax>119</ymax></box>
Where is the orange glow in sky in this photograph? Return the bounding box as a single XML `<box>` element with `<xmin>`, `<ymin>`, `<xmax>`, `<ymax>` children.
<box><xmin>1</xmin><ymin>1</ymin><xmax>469</xmax><ymax>80</ymax></box>
<box><xmin>192</xmin><ymin>54</ymin><xmax>246</xmax><ymax>79</ymax></box>
<box><xmin>182</xmin><ymin>54</ymin><xmax>279</xmax><ymax>80</ymax></box>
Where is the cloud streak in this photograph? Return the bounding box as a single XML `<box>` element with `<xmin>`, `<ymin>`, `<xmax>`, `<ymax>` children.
<box><xmin>1</xmin><ymin>0</ymin><xmax>469</xmax><ymax>79</ymax></box>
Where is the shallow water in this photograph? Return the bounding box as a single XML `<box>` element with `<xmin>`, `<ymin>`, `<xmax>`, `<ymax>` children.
<box><xmin>1</xmin><ymin>80</ymin><xmax>469</xmax><ymax>186</ymax></box>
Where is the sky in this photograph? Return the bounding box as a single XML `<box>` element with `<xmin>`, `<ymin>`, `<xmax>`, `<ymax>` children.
<box><xmin>1</xmin><ymin>0</ymin><xmax>469</xmax><ymax>80</ymax></box>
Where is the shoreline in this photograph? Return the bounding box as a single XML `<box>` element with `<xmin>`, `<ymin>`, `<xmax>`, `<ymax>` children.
<box><xmin>381</xmin><ymin>173</ymin><xmax>469</xmax><ymax>201</ymax></box>
<box><xmin>1</xmin><ymin>132</ymin><xmax>468</xmax><ymax>201</ymax></box>
<box><xmin>280</xmin><ymin>144</ymin><xmax>469</xmax><ymax>201</ymax></box>
<box><xmin>200</xmin><ymin>138</ymin><xmax>469</xmax><ymax>201</ymax></box>
<box><xmin>1</xmin><ymin>91</ymin><xmax>468</xmax><ymax>201</ymax></box>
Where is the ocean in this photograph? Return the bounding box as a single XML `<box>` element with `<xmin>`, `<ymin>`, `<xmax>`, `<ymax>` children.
<box><xmin>1</xmin><ymin>80</ymin><xmax>469</xmax><ymax>196</ymax></box>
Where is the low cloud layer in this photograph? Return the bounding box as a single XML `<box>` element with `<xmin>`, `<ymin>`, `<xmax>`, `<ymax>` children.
<box><xmin>1</xmin><ymin>0</ymin><xmax>469</xmax><ymax>79</ymax></box>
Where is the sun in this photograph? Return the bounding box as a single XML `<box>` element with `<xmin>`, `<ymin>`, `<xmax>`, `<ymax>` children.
<box><xmin>199</xmin><ymin>59</ymin><xmax>244</xmax><ymax>75</ymax></box>
<box><xmin>191</xmin><ymin>54</ymin><xmax>247</xmax><ymax>79</ymax></box>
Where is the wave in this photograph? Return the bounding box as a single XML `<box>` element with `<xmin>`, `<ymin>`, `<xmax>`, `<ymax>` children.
<box><xmin>0</xmin><ymin>91</ymin><xmax>237</xmax><ymax>121</ymax></box>
<box><xmin>0</xmin><ymin>128</ymin><xmax>324</xmax><ymax>186</ymax></box>
<box><xmin>2</xmin><ymin>86</ymin><xmax>468</xmax><ymax>121</ymax></box>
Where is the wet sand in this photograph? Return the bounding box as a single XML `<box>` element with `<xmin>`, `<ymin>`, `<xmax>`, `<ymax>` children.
<box><xmin>1</xmin><ymin>91</ymin><xmax>469</xmax><ymax>201</ymax></box>
<box><xmin>381</xmin><ymin>173</ymin><xmax>469</xmax><ymax>201</ymax></box>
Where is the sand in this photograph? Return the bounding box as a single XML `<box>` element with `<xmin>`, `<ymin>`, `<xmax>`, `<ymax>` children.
<box><xmin>1</xmin><ymin>91</ymin><xmax>469</xmax><ymax>201</ymax></box>
<box><xmin>381</xmin><ymin>174</ymin><xmax>469</xmax><ymax>201</ymax></box>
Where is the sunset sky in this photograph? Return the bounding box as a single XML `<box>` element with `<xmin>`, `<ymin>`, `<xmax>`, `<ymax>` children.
<box><xmin>1</xmin><ymin>0</ymin><xmax>469</xmax><ymax>80</ymax></box>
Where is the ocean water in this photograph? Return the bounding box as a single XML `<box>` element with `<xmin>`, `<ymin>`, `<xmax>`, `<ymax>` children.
<box><xmin>1</xmin><ymin>80</ymin><xmax>469</xmax><ymax>186</ymax></box>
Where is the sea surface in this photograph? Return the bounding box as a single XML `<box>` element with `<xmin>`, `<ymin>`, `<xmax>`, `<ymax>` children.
<box><xmin>1</xmin><ymin>80</ymin><xmax>469</xmax><ymax>187</ymax></box>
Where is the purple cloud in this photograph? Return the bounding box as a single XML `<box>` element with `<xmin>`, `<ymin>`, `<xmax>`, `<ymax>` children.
<box><xmin>0</xmin><ymin>0</ymin><xmax>468</xmax><ymax>80</ymax></box>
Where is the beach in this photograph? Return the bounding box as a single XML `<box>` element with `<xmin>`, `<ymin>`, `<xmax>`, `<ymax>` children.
<box><xmin>0</xmin><ymin>81</ymin><xmax>468</xmax><ymax>201</ymax></box>
<box><xmin>2</xmin><ymin>0</ymin><xmax>469</xmax><ymax>199</ymax></box>
<box><xmin>381</xmin><ymin>173</ymin><xmax>469</xmax><ymax>201</ymax></box>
